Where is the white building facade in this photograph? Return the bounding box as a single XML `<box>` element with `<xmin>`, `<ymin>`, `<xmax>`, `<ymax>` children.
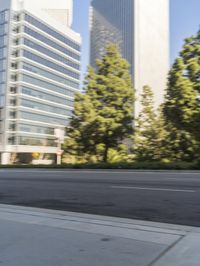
<box><xmin>90</xmin><ymin>0</ymin><xmax>169</xmax><ymax>116</ymax></box>
<box><xmin>0</xmin><ymin>0</ymin><xmax>81</xmax><ymax>164</ymax></box>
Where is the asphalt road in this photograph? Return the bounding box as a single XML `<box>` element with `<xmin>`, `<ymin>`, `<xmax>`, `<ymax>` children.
<box><xmin>0</xmin><ymin>169</ymin><xmax>200</xmax><ymax>226</ymax></box>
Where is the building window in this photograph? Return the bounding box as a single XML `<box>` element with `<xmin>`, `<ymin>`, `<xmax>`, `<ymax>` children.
<box><xmin>8</xmin><ymin>135</ymin><xmax>16</xmax><ymax>145</ymax></box>
<box><xmin>24</xmin><ymin>13</ymin><xmax>81</xmax><ymax>52</ymax></box>
<box><xmin>19</xmin><ymin>136</ymin><xmax>57</xmax><ymax>147</ymax></box>
<box><xmin>23</xmin><ymin>38</ymin><xmax>80</xmax><ymax>70</ymax></box>
<box><xmin>20</xmin><ymin>99</ymin><xmax>72</xmax><ymax>116</ymax></box>
<box><xmin>19</xmin><ymin>123</ymin><xmax>55</xmax><ymax>135</ymax></box>
<box><xmin>22</xmin><ymin>74</ymin><xmax>79</xmax><ymax>93</ymax></box>
<box><xmin>21</xmin><ymin>86</ymin><xmax>74</xmax><ymax>107</ymax></box>
<box><xmin>23</xmin><ymin>50</ymin><xmax>80</xmax><ymax>80</ymax></box>
<box><xmin>10</xmin><ymin>86</ymin><xmax>17</xmax><ymax>94</ymax></box>
<box><xmin>9</xmin><ymin>123</ymin><xmax>16</xmax><ymax>131</ymax></box>
<box><xmin>22</xmin><ymin>62</ymin><xmax>79</xmax><ymax>89</ymax></box>
<box><xmin>24</xmin><ymin>26</ymin><xmax>80</xmax><ymax>61</ymax></box>
<box><xmin>20</xmin><ymin>111</ymin><xmax>68</xmax><ymax>126</ymax></box>
<box><xmin>9</xmin><ymin>111</ymin><xmax>17</xmax><ymax>119</ymax></box>
<box><xmin>10</xmin><ymin>98</ymin><xmax>17</xmax><ymax>106</ymax></box>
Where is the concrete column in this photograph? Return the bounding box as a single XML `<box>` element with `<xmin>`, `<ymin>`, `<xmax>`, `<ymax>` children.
<box><xmin>1</xmin><ymin>152</ymin><xmax>11</xmax><ymax>165</ymax></box>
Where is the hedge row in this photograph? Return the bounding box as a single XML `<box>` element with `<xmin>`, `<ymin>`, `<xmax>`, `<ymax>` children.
<box><xmin>0</xmin><ymin>161</ymin><xmax>200</xmax><ymax>170</ymax></box>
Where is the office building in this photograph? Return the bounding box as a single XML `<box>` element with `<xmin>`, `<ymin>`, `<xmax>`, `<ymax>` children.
<box><xmin>90</xmin><ymin>0</ymin><xmax>169</xmax><ymax>116</ymax></box>
<box><xmin>0</xmin><ymin>0</ymin><xmax>81</xmax><ymax>164</ymax></box>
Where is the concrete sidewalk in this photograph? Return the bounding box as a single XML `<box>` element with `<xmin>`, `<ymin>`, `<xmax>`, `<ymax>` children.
<box><xmin>0</xmin><ymin>205</ymin><xmax>200</xmax><ymax>266</ymax></box>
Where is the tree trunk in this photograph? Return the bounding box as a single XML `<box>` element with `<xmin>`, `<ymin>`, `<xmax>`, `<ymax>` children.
<box><xmin>103</xmin><ymin>145</ymin><xmax>109</xmax><ymax>163</ymax></box>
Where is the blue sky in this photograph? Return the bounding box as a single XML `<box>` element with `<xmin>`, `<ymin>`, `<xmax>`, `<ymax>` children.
<box><xmin>72</xmin><ymin>0</ymin><xmax>200</xmax><ymax>78</ymax></box>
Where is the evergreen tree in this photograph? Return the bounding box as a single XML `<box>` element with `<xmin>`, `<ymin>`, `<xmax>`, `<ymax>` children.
<box><xmin>164</xmin><ymin>30</ymin><xmax>200</xmax><ymax>141</ymax></box>
<box><xmin>133</xmin><ymin>86</ymin><xmax>199</xmax><ymax>162</ymax></box>
<box><xmin>162</xmin><ymin>124</ymin><xmax>200</xmax><ymax>162</ymax></box>
<box><xmin>133</xmin><ymin>86</ymin><xmax>165</xmax><ymax>161</ymax></box>
<box><xmin>154</xmin><ymin>109</ymin><xmax>200</xmax><ymax>162</ymax></box>
<box><xmin>64</xmin><ymin>44</ymin><xmax>134</xmax><ymax>162</ymax></box>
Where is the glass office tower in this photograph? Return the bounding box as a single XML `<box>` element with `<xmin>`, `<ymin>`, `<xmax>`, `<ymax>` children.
<box><xmin>90</xmin><ymin>0</ymin><xmax>169</xmax><ymax>116</ymax></box>
<box><xmin>0</xmin><ymin>0</ymin><xmax>81</xmax><ymax>164</ymax></box>
<box><xmin>90</xmin><ymin>0</ymin><xmax>134</xmax><ymax>74</ymax></box>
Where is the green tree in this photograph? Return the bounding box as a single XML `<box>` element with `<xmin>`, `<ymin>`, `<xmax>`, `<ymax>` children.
<box><xmin>162</xmin><ymin>124</ymin><xmax>200</xmax><ymax>162</ymax></box>
<box><xmin>64</xmin><ymin>44</ymin><xmax>134</xmax><ymax>162</ymax></box>
<box><xmin>164</xmin><ymin>30</ymin><xmax>200</xmax><ymax>141</ymax></box>
<box><xmin>153</xmin><ymin>109</ymin><xmax>200</xmax><ymax>162</ymax></box>
<box><xmin>133</xmin><ymin>86</ymin><xmax>199</xmax><ymax>162</ymax></box>
<box><xmin>133</xmin><ymin>86</ymin><xmax>166</xmax><ymax>161</ymax></box>
<box><xmin>63</xmin><ymin>81</ymin><xmax>98</xmax><ymax>162</ymax></box>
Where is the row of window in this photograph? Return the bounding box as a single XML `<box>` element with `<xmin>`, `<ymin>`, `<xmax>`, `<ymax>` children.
<box><xmin>19</xmin><ymin>123</ymin><xmax>55</xmax><ymax>135</ymax></box>
<box><xmin>19</xmin><ymin>136</ymin><xmax>57</xmax><ymax>147</ymax></box>
<box><xmin>0</xmin><ymin>34</ymin><xmax>7</xmax><ymax>47</ymax></box>
<box><xmin>22</xmin><ymin>74</ymin><xmax>78</xmax><ymax>96</ymax></box>
<box><xmin>22</xmin><ymin>62</ymin><xmax>79</xmax><ymax>89</ymax></box>
<box><xmin>0</xmin><ymin>71</ymin><xmax>5</xmax><ymax>83</ymax></box>
<box><xmin>24</xmin><ymin>14</ymin><xmax>80</xmax><ymax>52</ymax></box>
<box><xmin>0</xmin><ymin>47</ymin><xmax>6</xmax><ymax>59</ymax></box>
<box><xmin>20</xmin><ymin>111</ymin><xmax>68</xmax><ymax>126</ymax></box>
<box><xmin>0</xmin><ymin>108</ymin><xmax>4</xmax><ymax>119</ymax></box>
<box><xmin>0</xmin><ymin>10</ymin><xmax>8</xmax><ymax>24</ymax></box>
<box><xmin>0</xmin><ymin>39</ymin><xmax>4</xmax><ymax>47</ymax></box>
<box><xmin>23</xmin><ymin>38</ymin><xmax>80</xmax><ymax>70</ymax></box>
<box><xmin>24</xmin><ymin>26</ymin><xmax>80</xmax><ymax>61</ymax></box>
<box><xmin>21</xmin><ymin>99</ymin><xmax>72</xmax><ymax>116</ymax></box>
<box><xmin>0</xmin><ymin>121</ymin><xmax>3</xmax><ymax>132</ymax></box>
<box><xmin>0</xmin><ymin>59</ymin><xmax>6</xmax><ymax>72</ymax></box>
<box><xmin>0</xmin><ymin>96</ymin><xmax>5</xmax><ymax>107</ymax></box>
<box><xmin>8</xmin><ymin>135</ymin><xmax>57</xmax><ymax>147</ymax></box>
<box><xmin>23</xmin><ymin>50</ymin><xmax>80</xmax><ymax>80</ymax></box>
<box><xmin>21</xmin><ymin>86</ymin><xmax>74</xmax><ymax>107</ymax></box>
<box><xmin>0</xmin><ymin>83</ymin><xmax>5</xmax><ymax>95</ymax></box>
<box><xmin>0</xmin><ymin>23</ymin><xmax>8</xmax><ymax>36</ymax></box>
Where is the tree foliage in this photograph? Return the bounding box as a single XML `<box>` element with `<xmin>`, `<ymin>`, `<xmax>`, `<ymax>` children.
<box><xmin>133</xmin><ymin>85</ymin><xmax>200</xmax><ymax>162</ymax></box>
<box><xmin>64</xmin><ymin>44</ymin><xmax>134</xmax><ymax>162</ymax></box>
<box><xmin>133</xmin><ymin>86</ymin><xmax>167</xmax><ymax>161</ymax></box>
<box><xmin>164</xmin><ymin>30</ymin><xmax>200</xmax><ymax>141</ymax></box>
<box><xmin>64</xmin><ymin>31</ymin><xmax>200</xmax><ymax>165</ymax></box>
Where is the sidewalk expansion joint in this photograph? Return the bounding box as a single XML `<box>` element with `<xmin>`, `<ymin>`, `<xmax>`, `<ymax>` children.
<box><xmin>148</xmin><ymin>234</ymin><xmax>185</xmax><ymax>266</ymax></box>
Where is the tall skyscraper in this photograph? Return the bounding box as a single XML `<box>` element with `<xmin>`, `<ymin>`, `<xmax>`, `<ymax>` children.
<box><xmin>0</xmin><ymin>0</ymin><xmax>81</xmax><ymax>164</ymax></box>
<box><xmin>90</xmin><ymin>0</ymin><xmax>169</xmax><ymax>116</ymax></box>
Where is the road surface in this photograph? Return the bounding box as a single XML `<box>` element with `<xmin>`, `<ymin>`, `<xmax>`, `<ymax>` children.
<box><xmin>0</xmin><ymin>169</ymin><xmax>200</xmax><ymax>226</ymax></box>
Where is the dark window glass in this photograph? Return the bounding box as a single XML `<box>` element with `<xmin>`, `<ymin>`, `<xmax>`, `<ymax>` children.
<box><xmin>23</xmin><ymin>50</ymin><xmax>80</xmax><ymax>80</ymax></box>
<box><xmin>21</xmin><ymin>99</ymin><xmax>72</xmax><ymax>116</ymax></box>
<box><xmin>21</xmin><ymin>86</ymin><xmax>74</xmax><ymax>107</ymax></box>
<box><xmin>23</xmin><ymin>38</ymin><xmax>80</xmax><ymax>70</ymax></box>
<box><xmin>22</xmin><ymin>63</ymin><xmax>79</xmax><ymax>90</ymax></box>
<box><xmin>22</xmin><ymin>74</ymin><xmax>78</xmax><ymax>95</ymax></box>
<box><xmin>20</xmin><ymin>111</ymin><xmax>68</xmax><ymax>126</ymax></box>
<box><xmin>24</xmin><ymin>14</ymin><xmax>80</xmax><ymax>52</ymax></box>
<box><xmin>24</xmin><ymin>26</ymin><xmax>80</xmax><ymax>61</ymax></box>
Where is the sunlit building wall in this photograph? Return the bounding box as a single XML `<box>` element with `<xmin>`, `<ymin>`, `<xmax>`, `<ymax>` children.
<box><xmin>90</xmin><ymin>0</ymin><xmax>169</xmax><ymax>116</ymax></box>
<box><xmin>0</xmin><ymin>0</ymin><xmax>81</xmax><ymax>164</ymax></box>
